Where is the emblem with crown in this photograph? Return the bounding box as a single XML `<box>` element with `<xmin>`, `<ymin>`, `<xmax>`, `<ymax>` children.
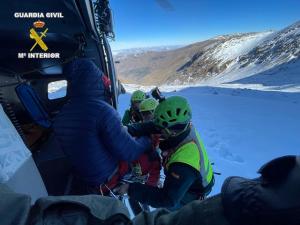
<box><xmin>33</xmin><ymin>20</ymin><xmax>45</xmax><ymax>29</ymax></box>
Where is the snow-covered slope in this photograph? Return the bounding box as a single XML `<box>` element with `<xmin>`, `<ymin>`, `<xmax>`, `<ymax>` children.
<box><xmin>239</xmin><ymin>21</ymin><xmax>300</xmax><ymax>67</ymax></box>
<box><xmin>119</xmin><ymin>85</ymin><xmax>300</xmax><ymax>195</ymax></box>
<box><xmin>224</xmin><ymin>58</ymin><xmax>300</xmax><ymax>92</ymax></box>
<box><xmin>212</xmin><ymin>21</ymin><xmax>300</xmax><ymax>85</ymax></box>
<box><xmin>212</xmin><ymin>32</ymin><xmax>272</xmax><ymax>62</ymax></box>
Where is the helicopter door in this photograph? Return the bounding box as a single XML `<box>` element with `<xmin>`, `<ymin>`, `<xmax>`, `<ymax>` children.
<box><xmin>0</xmin><ymin>104</ymin><xmax>48</xmax><ymax>203</ymax></box>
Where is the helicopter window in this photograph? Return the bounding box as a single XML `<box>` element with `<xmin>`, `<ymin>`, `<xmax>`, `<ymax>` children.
<box><xmin>48</xmin><ymin>80</ymin><xmax>67</xmax><ymax>100</ymax></box>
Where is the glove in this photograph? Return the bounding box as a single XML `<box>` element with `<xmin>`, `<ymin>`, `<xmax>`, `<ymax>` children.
<box><xmin>151</xmin><ymin>87</ymin><xmax>165</xmax><ymax>102</ymax></box>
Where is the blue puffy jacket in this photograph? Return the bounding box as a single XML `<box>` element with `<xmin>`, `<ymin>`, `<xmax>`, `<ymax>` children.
<box><xmin>53</xmin><ymin>59</ymin><xmax>151</xmax><ymax>186</ymax></box>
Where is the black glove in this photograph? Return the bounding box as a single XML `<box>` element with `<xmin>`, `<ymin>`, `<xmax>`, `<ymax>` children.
<box><xmin>127</xmin><ymin>121</ymin><xmax>160</xmax><ymax>137</ymax></box>
<box><xmin>151</xmin><ymin>87</ymin><xmax>165</xmax><ymax>102</ymax></box>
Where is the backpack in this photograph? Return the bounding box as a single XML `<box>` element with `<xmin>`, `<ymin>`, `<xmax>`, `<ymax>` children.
<box><xmin>222</xmin><ymin>155</ymin><xmax>300</xmax><ymax>225</ymax></box>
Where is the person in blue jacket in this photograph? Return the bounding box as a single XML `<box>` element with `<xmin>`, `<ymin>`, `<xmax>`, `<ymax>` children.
<box><xmin>53</xmin><ymin>59</ymin><xmax>152</xmax><ymax>195</ymax></box>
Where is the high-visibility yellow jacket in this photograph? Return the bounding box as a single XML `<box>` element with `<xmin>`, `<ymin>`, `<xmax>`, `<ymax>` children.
<box><xmin>166</xmin><ymin>126</ymin><xmax>214</xmax><ymax>187</ymax></box>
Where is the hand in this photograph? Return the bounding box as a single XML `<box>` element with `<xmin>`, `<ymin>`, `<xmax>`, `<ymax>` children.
<box><xmin>151</xmin><ymin>87</ymin><xmax>165</xmax><ymax>102</ymax></box>
<box><xmin>151</xmin><ymin>134</ymin><xmax>161</xmax><ymax>148</ymax></box>
<box><xmin>114</xmin><ymin>183</ymin><xmax>130</xmax><ymax>195</ymax></box>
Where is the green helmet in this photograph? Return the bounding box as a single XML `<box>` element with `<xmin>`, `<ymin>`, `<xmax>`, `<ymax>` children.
<box><xmin>131</xmin><ymin>90</ymin><xmax>146</xmax><ymax>103</ymax></box>
<box><xmin>154</xmin><ymin>96</ymin><xmax>192</xmax><ymax>128</ymax></box>
<box><xmin>140</xmin><ymin>98</ymin><xmax>159</xmax><ymax>112</ymax></box>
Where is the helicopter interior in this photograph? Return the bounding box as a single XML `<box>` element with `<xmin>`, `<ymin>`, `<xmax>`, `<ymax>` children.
<box><xmin>0</xmin><ymin>0</ymin><xmax>119</xmax><ymax>198</ymax></box>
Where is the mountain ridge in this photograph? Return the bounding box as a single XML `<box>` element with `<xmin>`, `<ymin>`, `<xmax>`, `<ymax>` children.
<box><xmin>115</xmin><ymin>21</ymin><xmax>300</xmax><ymax>86</ymax></box>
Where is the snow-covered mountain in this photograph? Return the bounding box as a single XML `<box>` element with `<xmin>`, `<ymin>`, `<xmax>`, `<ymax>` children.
<box><xmin>115</xmin><ymin>21</ymin><xmax>300</xmax><ymax>89</ymax></box>
<box><xmin>172</xmin><ymin>31</ymin><xmax>274</xmax><ymax>84</ymax></box>
<box><xmin>211</xmin><ymin>21</ymin><xmax>300</xmax><ymax>85</ymax></box>
<box><xmin>239</xmin><ymin>21</ymin><xmax>300</xmax><ymax>68</ymax></box>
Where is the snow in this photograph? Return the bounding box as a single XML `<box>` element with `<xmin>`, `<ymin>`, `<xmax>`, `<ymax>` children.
<box><xmin>206</xmin><ymin>55</ymin><xmax>300</xmax><ymax>93</ymax></box>
<box><xmin>227</xmin><ymin>58</ymin><xmax>300</xmax><ymax>92</ymax></box>
<box><xmin>118</xmin><ymin>85</ymin><xmax>300</xmax><ymax>195</ymax></box>
<box><xmin>48</xmin><ymin>80</ymin><xmax>67</xmax><ymax>100</ymax></box>
<box><xmin>122</xmin><ymin>83</ymin><xmax>193</xmax><ymax>93</ymax></box>
<box><xmin>48</xmin><ymin>80</ymin><xmax>67</xmax><ymax>93</ymax></box>
<box><xmin>0</xmin><ymin>104</ymin><xmax>31</xmax><ymax>183</ymax></box>
<box><xmin>213</xmin><ymin>32</ymin><xmax>273</xmax><ymax>62</ymax></box>
<box><xmin>123</xmin><ymin>63</ymin><xmax>300</xmax><ymax>94</ymax></box>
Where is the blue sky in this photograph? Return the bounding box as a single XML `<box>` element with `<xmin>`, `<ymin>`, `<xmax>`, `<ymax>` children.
<box><xmin>109</xmin><ymin>0</ymin><xmax>300</xmax><ymax>50</ymax></box>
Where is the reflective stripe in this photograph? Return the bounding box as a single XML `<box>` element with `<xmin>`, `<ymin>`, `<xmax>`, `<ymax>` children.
<box><xmin>195</xmin><ymin>131</ymin><xmax>213</xmax><ymax>186</ymax></box>
<box><xmin>166</xmin><ymin>126</ymin><xmax>213</xmax><ymax>187</ymax></box>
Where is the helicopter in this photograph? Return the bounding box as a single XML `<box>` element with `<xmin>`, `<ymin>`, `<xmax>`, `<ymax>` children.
<box><xmin>0</xmin><ymin>0</ymin><xmax>177</xmax><ymax>214</ymax></box>
<box><xmin>0</xmin><ymin>0</ymin><xmax>122</xmax><ymax>200</ymax></box>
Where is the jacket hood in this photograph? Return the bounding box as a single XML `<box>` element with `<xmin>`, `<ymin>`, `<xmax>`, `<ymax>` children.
<box><xmin>64</xmin><ymin>59</ymin><xmax>108</xmax><ymax>100</ymax></box>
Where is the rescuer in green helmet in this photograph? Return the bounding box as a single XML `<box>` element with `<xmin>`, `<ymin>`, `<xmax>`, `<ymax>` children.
<box><xmin>117</xmin><ymin>95</ymin><xmax>214</xmax><ymax>210</ymax></box>
<box><xmin>123</xmin><ymin>97</ymin><xmax>161</xmax><ymax>215</ymax></box>
<box><xmin>139</xmin><ymin>98</ymin><xmax>159</xmax><ymax>122</ymax></box>
<box><xmin>122</xmin><ymin>90</ymin><xmax>146</xmax><ymax>125</ymax></box>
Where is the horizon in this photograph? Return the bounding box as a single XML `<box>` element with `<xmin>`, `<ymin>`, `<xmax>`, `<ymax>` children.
<box><xmin>111</xmin><ymin>29</ymin><xmax>277</xmax><ymax>52</ymax></box>
<box><xmin>109</xmin><ymin>0</ymin><xmax>300</xmax><ymax>51</ymax></box>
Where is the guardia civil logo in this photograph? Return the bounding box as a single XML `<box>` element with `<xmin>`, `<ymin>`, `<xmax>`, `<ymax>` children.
<box><xmin>30</xmin><ymin>20</ymin><xmax>48</xmax><ymax>52</ymax></box>
<box><xmin>16</xmin><ymin>11</ymin><xmax>62</xmax><ymax>59</ymax></box>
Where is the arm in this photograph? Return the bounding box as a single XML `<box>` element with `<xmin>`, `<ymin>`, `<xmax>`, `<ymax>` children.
<box><xmin>127</xmin><ymin>121</ymin><xmax>160</xmax><ymax>137</ymax></box>
<box><xmin>128</xmin><ymin>163</ymin><xmax>199</xmax><ymax>208</ymax></box>
<box><xmin>122</xmin><ymin>109</ymin><xmax>131</xmax><ymax>126</ymax></box>
<box><xmin>99</xmin><ymin>104</ymin><xmax>152</xmax><ymax>162</ymax></box>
